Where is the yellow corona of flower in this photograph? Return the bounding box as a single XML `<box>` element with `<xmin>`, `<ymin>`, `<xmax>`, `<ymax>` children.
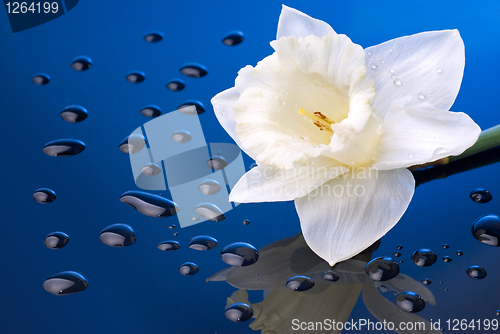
<box><xmin>211</xmin><ymin>5</ymin><xmax>481</xmax><ymax>266</ymax></box>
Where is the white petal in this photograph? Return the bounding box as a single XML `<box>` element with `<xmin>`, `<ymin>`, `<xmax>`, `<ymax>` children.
<box><xmin>277</xmin><ymin>5</ymin><xmax>336</xmax><ymax>40</ymax></box>
<box><xmin>373</xmin><ymin>102</ymin><xmax>481</xmax><ymax>170</ymax></box>
<box><xmin>295</xmin><ymin>168</ymin><xmax>415</xmax><ymax>266</ymax></box>
<box><xmin>211</xmin><ymin>88</ymin><xmax>257</xmax><ymax>160</ymax></box>
<box><xmin>365</xmin><ymin>30</ymin><xmax>464</xmax><ymax>115</ymax></box>
<box><xmin>229</xmin><ymin>157</ymin><xmax>348</xmax><ymax>203</ymax></box>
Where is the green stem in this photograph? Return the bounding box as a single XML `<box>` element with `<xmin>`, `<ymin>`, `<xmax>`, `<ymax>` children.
<box><xmin>448</xmin><ymin>124</ymin><xmax>500</xmax><ymax>163</ymax></box>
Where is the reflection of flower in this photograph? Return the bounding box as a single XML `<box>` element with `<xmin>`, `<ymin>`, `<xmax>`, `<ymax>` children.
<box><xmin>212</xmin><ymin>5</ymin><xmax>481</xmax><ymax>266</ymax></box>
<box><xmin>208</xmin><ymin>234</ymin><xmax>440</xmax><ymax>334</ymax></box>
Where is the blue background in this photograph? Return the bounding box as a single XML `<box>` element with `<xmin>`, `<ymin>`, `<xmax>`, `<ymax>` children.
<box><xmin>0</xmin><ymin>0</ymin><xmax>499</xmax><ymax>333</ymax></box>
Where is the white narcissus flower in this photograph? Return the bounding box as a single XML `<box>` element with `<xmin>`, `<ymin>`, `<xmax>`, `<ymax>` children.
<box><xmin>211</xmin><ymin>5</ymin><xmax>481</xmax><ymax>266</ymax></box>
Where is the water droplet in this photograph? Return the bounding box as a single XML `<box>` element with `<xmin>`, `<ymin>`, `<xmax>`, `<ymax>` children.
<box><xmin>370</xmin><ymin>63</ymin><xmax>377</xmax><ymax>70</ymax></box>
<box><xmin>99</xmin><ymin>224</ymin><xmax>136</xmax><ymax>247</ymax></box>
<box><xmin>32</xmin><ymin>73</ymin><xmax>50</xmax><ymax>85</ymax></box>
<box><xmin>422</xmin><ymin>278</ymin><xmax>431</xmax><ymax>285</ymax></box>
<box><xmin>393</xmin><ymin>251</ymin><xmax>401</xmax><ymax>258</ymax></box>
<box><xmin>466</xmin><ymin>265</ymin><xmax>487</xmax><ymax>280</ymax></box>
<box><xmin>44</xmin><ymin>232</ymin><xmax>70</xmax><ymax>249</ymax></box>
<box><xmin>168</xmin><ymin>224</ymin><xmax>176</xmax><ymax>229</ymax></box>
<box><xmin>118</xmin><ymin>134</ymin><xmax>146</xmax><ymax>154</ymax></box>
<box><xmin>286</xmin><ymin>276</ymin><xmax>315</xmax><ymax>292</ymax></box>
<box><xmin>408</xmin><ymin>153</ymin><xmax>414</xmax><ymax>159</ymax></box>
<box><xmin>394</xmin><ymin>78</ymin><xmax>402</xmax><ymax>86</ymax></box>
<box><xmin>436</xmin><ymin>68</ymin><xmax>443</xmax><ymax>74</ymax></box>
<box><xmin>140</xmin><ymin>105</ymin><xmax>162</xmax><ymax>118</ymax></box>
<box><xmin>119</xmin><ymin>191</ymin><xmax>180</xmax><ymax>217</ymax></box>
<box><xmin>496</xmin><ymin>310</ymin><xmax>500</xmax><ymax>316</ymax></box>
<box><xmin>43</xmin><ymin>139</ymin><xmax>86</xmax><ymax>157</ymax></box>
<box><xmin>442</xmin><ymin>244</ymin><xmax>449</xmax><ymax>249</ymax></box>
<box><xmin>177</xmin><ymin>100</ymin><xmax>205</xmax><ymax>115</ymax></box>
<box><xmin>144</xmin><ymin>31</ymin><xmax>163</xmax><ymax>43</ymax></box>
<box><xmin>418</xmin><ymin>92</ymin><xmax>425</xmax><ymax>100</ymax></box>
<box><xmin>173</xmin><ymin>232</ymin><xmax>179</xmax><ymax>236</ymax></box>
<box><xmin>442</xmin><ymin>256</ymin><xmax>452</xmax><ymax>263</ymax></box>
<box><xmin>225</xmin><ymin>303</ymin><xmax>253</xmax><ymax>322</ymax></box>
<box><xmin>389</xmin><ymin>69</ymin><xmax>394</xmax><ymax>73</ymax></box>
<box><xmin>397</xmin><ymin>245</ymin><xmax>403</xmax><ymax>250</ymax></box>
<box><xmin>60</xmin><ymin>105</ymin><xmax>88</xmax><ymax>123</ymax></box>
<box><xmin>180</xmin><ymin>63</ymin><xmax>208</xmax><ymax>78</ymax></box>
<box><xmin>195</xmin><ymin>203</ymin><xmax>225</xmax><ymax>222</ymax></box>
<box><xmin>322</xmin><ymin>271</ymin><xmax>340</xmax><ymax>282</ymax></box>
<box><xmin>207</xmin><ymin>156</ymin><xmax>227</xmax><ymax>170</ymax></box>
<box><xmin>411</xmin><ymin>249</ymin><xmax>437</xmax><ymax>267</ymax></box>
<box><xmin>166</xmin><ymin>79</ymin><xmax>185</xmax><ymax>92</ymax></box>
<box><xmin>43</xmin><ymin>271</ymin><xmax>89</xmax><ymax>295</ymax></box>
<box><xmin>221</xmin><ymin>242</ymin><xmax>259</xmax><ymax>266</ymax></box>
<box><xmin>390</xmin><ymin>74</ymin><xmax>395</xmax><ymax>79</ymax></box>
<box><xmin>471</xmin><ymin>214</ymin><xmax>500</xmax><ymax>246</ymax></box>
<box><xmin>33</xmin><ymin>188</ymin><xmax>56</xmax><ymax>203</ymax></box>
<box><xmin>380</xmin><ymin>59</ymin><xmax>385</xmax><ymax>64</ymax></box>
<box><xmin>188</xmin><ymin>235</ymin><xmax>218</xmax><ymax>251</ymax></box>
<box><xmin>157</xmin><ymin>240</ymin><xmax>180</xmax><ymax>251</ymax></box>
<box><xmin>470</xmin><ymin>188</ymin><xmax>492</xmax><ymax>204</ymax></box>
<box><xmin>179</xmin><ymin>262</ymin><xmax>199</xmax><ymax>276</ymax></box>
<box><xmin>395</xmin><ymin>292</ymin><xmax>425</xmax><ymax>313</ymax></box>
<box><xmin>222</xmin><ymin>30</ymin><xmax>244</xmax><ymax>46</ymax></box>
<box><xmin>456</xmin><ymin>250</ymin><xmax>463</xmax><ymax>256</ymax></box>
<box><xmin>171</xmin><ymin>130</ymin><xmax>192</xmax><ymax>144</ymax></box>
<box><xmin>198</xmin><ymin>180</ymin><xmax>221</xmax><ymax>195</ymax></box>
<box><xmin>126</xmin><ymin>71</ymin><xmax>145</xmax><ymax>83</ymax></box>
<box><xmin>242</xmin><ymin>219</ymin><xmax>250</xmax><ymax>225</ymax></box>
<box><xmin>140</xmin><ymin>163</ymin><xmax>162</xmax><ymax>176</ymax></box>
<box><xmin>191</xmin><ymin>217</ymin><xmax>200</xmax><ymax>221</ymax></box>
<box><xmin>365</xmin><ymin>257</ymin><xmax>400</xmax><ymax>281</ymax></box>
<box><xmin>71</xmin><ymin>56</ymin><xmax>92</xmax><ymax>71</ymax></box>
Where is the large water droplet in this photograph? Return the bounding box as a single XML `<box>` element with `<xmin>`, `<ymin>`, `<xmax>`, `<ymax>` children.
<box><xmin>171</xmin><ymin>130</ymin><xmax>192</xmax><ymax>143</ymax></box>
<box><xmin>33</xmin><ymin>188</ymin><xmax>56</xmax><ymax>203</ymax></box>
<box><xmin>466</xmin><ymin>265</ymin><xmax>487</xmax><ymax>280</ymax></box>
<box><xmin>220</xmin><ymin>242</ymin><xmax>259</xmax><ymax>266</ymax></box>
<box><xmin>71</xmin><ymin>56</ymin><xmax>92</xmax><ymax>71</ymax></box>
<box><xmin>140</xmin><ymin>163</ymin><xmax>162</xmax><ymax>176</ymax></box>
<box><xmin>60</xmin><ymin>105</ymin><xmax>88</xmax><ymax>123</ymax></box>
<box><xmin>166</xmin><ymin>79</ymin><xmax>185</xmax><ymax>92</ymax></box>
<box><xmin>472</xmin><ymin>214</ymin><xmax>500</xmax><ymax>246</ymax></box>
<box><xmin>43</xmin><ymin>139</ymin><xmax>86</xmax><ymax>157</ymax></box>
<box><xmin>195</xmin><ymin>203</ymin><xmax>225</xmax><ymax>222</ymax></box>
<box><xmin>179</xmin><ymin>63</ymin><xmax>208</xmax><ymax>78</ymax></box>
<box><xmin>32</xmin><ymin>73</ymin><xmax>50</xmax><ymax>85</ymax></box>
<box><xmin>140</xmin><ymin>105</ymin><xmax>161</xmax><ymax>118</ymax></box>
<box><xmin>470</xmin><ymin>188</ymin><xmax>492</xmax><ymax>203</ymax></box>
<box><xmin>222</xmin><ymin>30</ymin><xmax>244</xmax><ymax>46</ymax></box>
<box><xmin>395</xmin><ymin>292</ymin><xmax>425</xmax><ymax>313</ymax></box>
<box><xmin>179</xmin><ymin>262</ymin><xmax>199</xmax><ymax>276</ymax></box>
<box><xmin>118</xmin><ymin>134</ymin><xmax>146</xmax><ymax>154</ymax></box>
<box><xmin>157</xmin><ymin>240</ymin><xmax>180</xmax><ymax>251</ymax></box>
<box><xmin>207</xmin><ymin>156</ymin><xmax>227</xmax><ymax>170</ymax></box>
<box><xmin>43</xmin><ymin>271</ymin><xmax>89</xmax><ymax>295</ymax></box>
<box><xmin>365</xmin><ymin>257</ymin><xmax>400</xmax><ymax>281</ymax></box>
<box><xmin>411</xmin><ymin>249</ymin><xmax>437</xmax><ymax>267</ymax></box>
<box><xmin>44</xmin><ymin>231</ymin><xmax>70</xmax><ymax>249</ymax></box>
<box><xmin>198</xmin><ymin>180</ymin><xmax>221</xmax><ymax>195</ymax></box>
<box><xmin>322</xmin><ymin>271</ymin><xmax>340</xmax><ymax>282</ymax></box>
<box><xmin>188</xmin><ymin>235</ymin><xmax>218</xmax><ymax>251</ymax></box>
<box><xmin>99</xmin><ymin>224</ymin><xmax>136</xmax><ymax>247</ymax></box>
<box><xmin>286</xmin><ymin>276</ymin><xmax>315</xmax><ymax>292</ymax></box>
<box><xmin>225</xmin><ymin>303</ymin><xmax>253</xmax><ymax>322</ymax></box>
<box><xmin>126</xmin><ymin>71</ymin><xmax>145</xmax><ymax>83</ymax></box>
<box><xmin>144</xmin><ymin>31</ymin><xmax>164</xmax><ymax>43</ymax></box>
<box><xmin>119</xmin><ymin>191</ymin><xmax>180</xmax><ymax>217</ymax></box>
<box><xmin>177</xmin><ymin>100</ymin><xmax>205</xmax><ymax>115</ymax></box>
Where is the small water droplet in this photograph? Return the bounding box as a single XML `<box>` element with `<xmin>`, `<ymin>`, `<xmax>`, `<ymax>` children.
<box><xmin>370</xmin><ymin>63</ymin><xmax>377</xmax><ymax>70</ymax></box>
<box><xmin>157</xmin><ymin>240</ymin><xmax>180</xmax><ymax>251</ymax></box>
<box><xmin>433</xmin><ymin>147</ymin><xmax>447</xmax><ymax>156</ymax></box>
<box><xmin>418</xmin><ymin>92</ymin><xmax>425</xmax><ymax>100</ymax></box>
<box><xmin>180</xmin><ymin>63</ymin><xmax>208</xmax><ymax>78</ymax></box>
<box><xmin>119</xmin><ymin>134</ymin><xmax>146</xmax><ymax>154</ymax></box>
<box><xmin>225</xmin><ymin>303</ymin><xmax>253</xmax><ymax>322</ymax></box>
<box><xmin>99</xmin><ymin>224</ymin><xmax>136</xmax><ymax>247</ymax></box>
<box><xmin>33</xmin><ymin>188</ymin><xmax>56</xmax><ymax>203</ymax></box>
<box><xmin>442</xmin><ymin>244</ymin><xmax>449</xmax><ymax>249</ymax></box>
<box><xmin>207</xmin><ymin>156</ymin><xmax>228</xmax><ymax>170</ymax></box>
<box><xmin>60</xmin><ymin>105</ymin><xmax>88</xmax><ymax>123</ymax></box>
<box><xmin>397</xmin><ymin>245</ymin><xmax>403</xmax><ymax>250</ymax></box>
<box><xmin>140</xmin><ymin>163</ymin><xmax>162</xmax><ymax>176</ymax></box>
<box><xmin>471</xmin><ymin>214</ymin><xmax>500</xmax><ymax>246</ymax></box>
<box><xmin>198</xmin><ymin>180</ymin><xmax>221</xmax><ymax>195</ymax></box>
<box><xmin>191</xmin><ymin>217</ymin><xmax>199</xmax><ymax>221</ymax></box>
<box><xmin>242</xmin><ymin>219</ymin><xmax>250</xmax><ymax>225</ymax></box>
<box><xmin>322</xmin><ymin>271</ymin><xmax>340</xmax><ymax>282</ymax></box>
<box><xmin>456</xmin><ymin>250</ymin><xmax>463</xmax><ymax>256</ymax></box>
<box><xmin>140</xmin><ymin>105</ymin><xmax>162</xmax><ymax>118</ymax></box>
<box><xmin>126</xmin><ymin>71</ymin><xmax>145</xmax><ymax>83</ymax></box>
<box><xmin>166</xmin><ymin>79</ymin><xmax>185</xmax><ymax>92</ymax></box>
<box><xmin>496</xmin><ymin>310</ymin><xmax>500</xmax><ymax>316</ymax></box>
<box><xmin>395</xmin><ymin>292</ymin><xmax>425</xmax><ymax>313</ymax></box>
<box><xmin>168</xmin><ymin>224</ymin><xmax>176</xmax><ymax>229</ymax></box>
<box><xmin>422</xmin><ymin>278</ymin><xmax>431</xmax><ymax>285</ymax></box>
<box><xmin>44</xmin><ymin>232</ymin><xmax>70</xmax><ymax>249</ymax></box>
<box><xmin>171</xmin><ymin>130</ymin><xmax>192</xmax><ymax>143</ymax></box>
<box><xmin>222</xmin><ymin>30</ymin><xmax>244</xmax><ymax>46</ymax></box>
<box><xmin>442</xmin><ymin>256</ymin><xmax>452</xmax><ymax>263</ymax></box>
<box><xmin>221</xmin><ymin>242</ymin><xmax>259</xmax><ymax>266</ymax></box>
<box><xmin>394</xmin><ymin>78</ymin><xmax>402</xmax><ymax>86</ymax></box>
<box><xmin>144</xmin><ymin>31</ymin><xmax>163</xmax><ymax>43</ymax></box>
<box><xmin>177</xmin><ymin>100</ymin><xmax>205</xmax><ymax>115</ymax></box>
<box><xmin>119</xmin><ymin>191</ymin><xmax>180</xmax><ymax>217</ymax></box>
<box><xmin>470</xmin><ymin>188</ymin><xmax>492</xmax><ymax>204</ymax></box>
<box><xmin>408</xmin><ymin>153</ymin><xmax>414</xmax><ymax>159</ymax></box>
<box><xmin>380</xmin><ymin>59</ymin><xmax>385</xmax><ymax>64</ymax></box>
<box><xmin>411</xmin><ymin>249</ymin><xmax>437</xmax><ymax>267</ymax></box>
<box><xmin>32</xmin><ymin>73</ymin><xmax>50</xmax><ymax>85</ymax></box>
<box><xmin>43</xmin><ymin>271</ymin><xmax>89</xmax><ymax>295</ymax></box>
<box><xmin>389</xmin><ymin>69</ymin><xmax>394</xmax><ymax>73</ymax></box>
<box><xmin>393</xmin><ymin>251</ymin><xmax>401</xmax><ymax>257</ymax></box>
<box><xmin>436</xmin><ymin>68</ymin><xmax>443</xmax><ymax>74</ymax></box>
<box><xmin>365</xmin><ymin>257</ymin><xmax>400</xmax><ymax>281</ymax></box>
<box><xmin>195</xmin><ymin>203</ymin><xmax>225</xmax><ymax>222</ymax></box>
<box><xmin>71</xmin><ymin>56</ymin><xmax>92</xmax><ymax>71</ymax></box>
<box><xmin>466</xmin><ymin>265</ymin><xmax>487</xmax><ymax>280</ymax></box>
<box><xmin>188</xmin><ymin>235</ymin><xmax>218</xmax><ymax>251</ymax></box>
<box><xmin>178</xmin><ymin>262</ymin><xmax>199</xmax><ymax>276</ymax></box>
<box><xmin>286</xmin><ymin>276</ymin><xmax>315</xmax><ymax>292</ymax></box>
<box><xmin>43</xmin><ymin>139</ymin><xmax>86</xmax><ymax>157</ymax></box>
<box><xmin>173</xmin><ymin>232</ymin><xmax>179</xmax><ymax>236</ymax></box>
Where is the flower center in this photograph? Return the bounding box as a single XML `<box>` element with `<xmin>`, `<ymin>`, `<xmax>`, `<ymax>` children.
<box><xmin>298</xmin><ymin>108</ymin><xmax>334</xmax><ymax>135</ymax></box>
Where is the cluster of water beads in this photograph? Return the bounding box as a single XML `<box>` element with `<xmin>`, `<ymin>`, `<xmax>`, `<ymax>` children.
<box><xmin>471</xmin><ymin>214</ymin><xmax>500</xmax><ymax>246</ymax></box>
<box><xmin>225</xmin><ymin>303</ymin><xmax>253</xmax><ymax>322</ymax></box>
<box><xmin>43</xmin><ymin>271</ymin><xmax>89</xmax><ymax>295</ymax></box>
<box><xmin>178</xmin><ymin>262</ymin><xmax>199</xmax><ymax>276</ymax></box>
<box><xmin>144</xmin><ymin>31</ymin><xmax>164</xmax><ymax>43</ymax></box>
<box><xmin>220</xmin><ymin>242</ymin><xmax>259</xmax><ymax>266</ymax></box>
<box><xmin>364</xmin><ymin>257</ymin><xmax>400</xmax><ymax>281</ymax></box>
<box><xmin>71</xmin><ymin>56</ymin><xmax>92</xmax><ymax>71</ymax></box>
<box><xmin>157</xmin><ymin>241</ymin><xmax>180</xmax><ymax>251</ymax></box>
<box><xmin>43</xmin><ymin>139</ymin><xmax>86</xmax><ymax>157</ymax></box>
<box><xmin>60</xmin><ymin>105</ymin><xmax>88</xmax><ymax>123</ymax></box>
<box><xmin>395</xmin><ymin>292</ymin><xmax>425</xmax><ymax>313</ymax></box>
<box><xmin>470</xmin><ymin>188</ymin><xmax>492</xmax><ymax>203</ymax></box>
<box><xmin>44</xmin><ymin>232</ymin><xmax>70</xmax><ymax>249</ymax></box>
<box><xmin>188</xmin><ymin>235</ymin><xmax>218</xmax><ymax>251</ymax></box>
<box><xmin>286</xmin><ymin>276</ymin><xmax>315</xmax><ymax>292</ymax></box>
<box><xmin>119</xmin><ymin>191</ymin><xmax>180</xmax><ymax>218</ymax></box>
<box><xmin>33</xmin><ymin>188</ymin><xmax>56</xmax><ymax>203</ymax></box>
<box><xmin>140</xmin><ymin>105</ymin><xmax>162</xmax><ymax>118</ymax></box>
<box><xmin>222</xmin><ymin>31</ymin><xmax>244</xmax><ymax>46</ymax></box>
<box><xmin>99</xmin><ymin>224</ymin><xmax>137</xmax><ymax>247</ymax></box>
<box><xmin>126</xmin><ymin>71</ymin><xmax>146</xmax><ymax>83</ymax></box>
